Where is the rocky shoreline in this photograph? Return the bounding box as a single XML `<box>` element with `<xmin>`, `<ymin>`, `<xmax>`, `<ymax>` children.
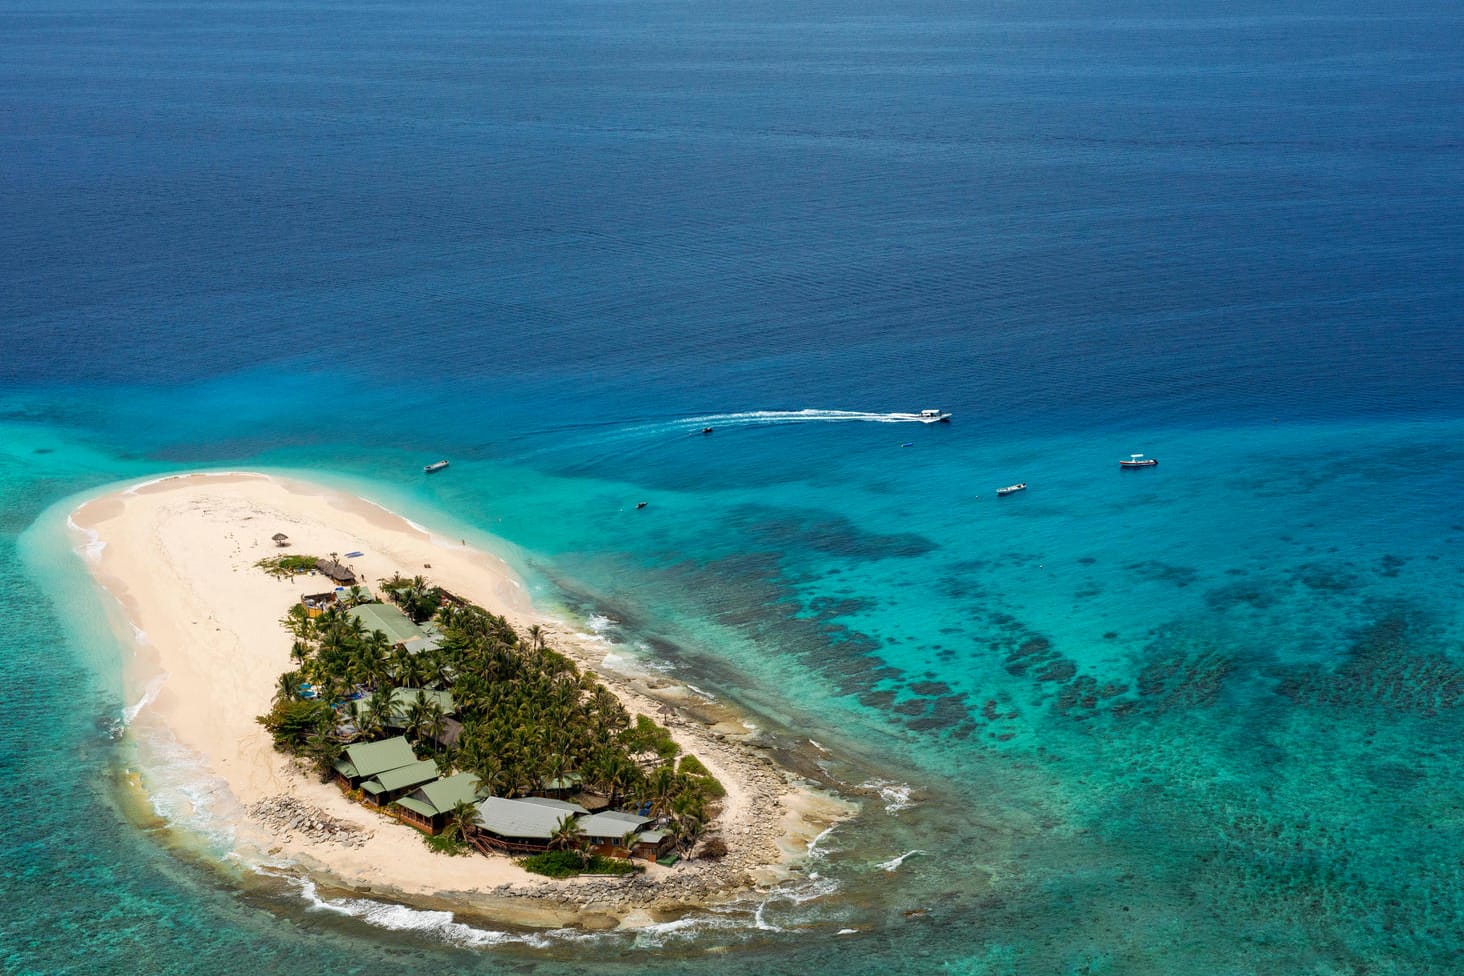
<box><xmin>248</xmin><ymin>795</ymin><xmax>372</xmax><ymax>850</ymax></box>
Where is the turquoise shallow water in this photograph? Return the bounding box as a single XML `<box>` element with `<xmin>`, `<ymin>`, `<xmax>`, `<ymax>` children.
<box><xmin>4</xmin><ymin>0</ymin><xmax>1464</xmax><ymax>971</ymax></box>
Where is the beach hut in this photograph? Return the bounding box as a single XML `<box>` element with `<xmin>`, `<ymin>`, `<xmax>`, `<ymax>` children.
<box><xmin>392</xmin><ymin>773</ymin><xmax>482</xmax><ymax>835</ymax></box>
<box><xmin>272</xmin><ymin>532</ymin><xmax>290</xmax><ymax>548</ymax></box>
<box><xmin>331</xmin><ymin>735</ymin><xmax>418</xmax><ymax>791</ymax></box>
<box><xmin>315</xmin><ymin>558</ymin><xmax>357</xmax><ymax>585</ymax></box>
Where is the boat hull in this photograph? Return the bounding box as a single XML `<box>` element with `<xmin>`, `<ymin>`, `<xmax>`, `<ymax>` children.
<box><xmin>1119</xmin><ymin>460</ymin><xmax>1158</xmax><ymax>468</ymax></box>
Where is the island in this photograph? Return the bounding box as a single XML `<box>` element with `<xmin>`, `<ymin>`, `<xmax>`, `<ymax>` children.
<box><xmin>71</xmin><ymin>471</ymin><xmax>849</xmax><ymax>930</ymax></box>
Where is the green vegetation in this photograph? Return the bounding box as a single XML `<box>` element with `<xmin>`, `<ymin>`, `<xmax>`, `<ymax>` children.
<box><xmin>379</xmin><ymin>573</ymin><xmax>445</xmax><ymax>624</ymax></box>
<box><xmin>261</xmin><ymin>574</ymin><xmax>724</xmax><ymax>858</ymax></box>
<box><xmin>519</xmin><ymin>850</ymin><xmax>641</xmax><ymax>879</ymax></box>
<box><xmin>422</xmin><ymin>832</ymin><xmax>471</xmax><ymax>856</ymax></box>
<box><xmin>257</xmin><ymin>698</ymin><xmax>333</xmax><ymax>750</ymax></box>
<box><xmin>255</xmin><ymin>554</ymin><xmax>321</xmax><ymax>578</ymax></box>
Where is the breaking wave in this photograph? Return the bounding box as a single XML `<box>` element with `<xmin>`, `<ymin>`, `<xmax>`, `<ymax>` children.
<box><xmin>860</xmin><ymin>779</ymin><xmax>917</xmax><ymax>814</ymax></box>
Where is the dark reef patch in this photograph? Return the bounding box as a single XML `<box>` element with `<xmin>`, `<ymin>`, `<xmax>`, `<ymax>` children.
<box><xmin>1132</xmin><ymin>638</ymin><xmax>1236</xmax><ymax>713</ymax></box>
<box><xmin>1205</xmin><ymin>580</ymin><xmax>1278</xmax><ymax>611</ymax></box>
<box><xmin>1274</xmin><ymin>612</ymin><xmax>1464</xmax><ymax>713</ymax></box>
<box><xmin>733</xmin><ymin>505</ymin><xmax>938</xmax><ymax>560</ymax></box>
<box><xmin>1294</xmin><ymin>562</ymin><xmax>1360</xmax><ymax>594</ymax></box>
<box><xmin>1123</xmin><ymin>561</ymin><xmax>1199</xmax><ymax>588</ymax></box>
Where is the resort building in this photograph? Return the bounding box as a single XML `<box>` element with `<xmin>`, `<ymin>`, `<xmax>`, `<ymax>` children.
<box><xmin>472</xmin><ymin>796</ymin><xmax>588</xmax><ymax>854</ymax></box>
<box><xmin>331</xmin><ymin>735</ymin><xmax>419</xmax><ymax>791</ymax></box>
<box><xmin>392</xmin><ymin>772</ymin><xmax>483</xmax><ymax>835</ymax></box>
<box><xmin>347</xmin><ymin>603</ymin><xmax>426</xmax><ymax>645</ymax></box>
<box><xmin>360</xmin><ymin>758</ymin><xmax>440</xmax><ymax>808</ymax></box>
<box><xmin>349</xmin><ymin>688</ymin><xmax>455</xmax><ymax>731</ymax></box>
<box><xmin>575</xmin><ymin>810</ymin><xmax>652</xmax><ymax>854</ymax></box>
<box><xmin>468</xmin><ymin>797</ymin><xmax>672</xmax><ymax>860</ymax></box>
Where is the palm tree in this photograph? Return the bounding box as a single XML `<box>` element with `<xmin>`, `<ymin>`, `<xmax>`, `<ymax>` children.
<box><xmin>443</xmin><ymin>800</ymin><xmax>479</xmax><ymax>845</ymax></box>
<box><xmin>548</xmin><ymin>814</ymin><xmax>587</xmax><ymax>869</ymax></box>
<box><xmin>422</xmin><ymin>700</ymin><xmax>447</xmax><ymax>753</ymax></box>
<box><xmin>303</xmin><ymin>729</ymin><xmax>340</xmax><ymax>781</ymax></box>
<box><xmin>526</xmin><ymin>624</ymin><xmax>544</xmax><ymax>652</ymax></box>
<box><xmin>361</xmin><ymin>686</ymin><xmax>394</xmax><ymax>738</ymax></box>
<box><xmin>405</xmin><ymin>691</ymin><xmax>432</xmax><ymax>741</ymax></box>
<box><xmin>274</xmin><ymin>670</ymin><xmax>305</xmax><ymax>704</ymax></box>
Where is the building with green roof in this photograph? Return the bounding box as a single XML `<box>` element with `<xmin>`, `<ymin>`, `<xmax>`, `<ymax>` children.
<box><xmin>393</xmin><ymin>773</ymin><xmax>482</xmax><ymax>835</ymax></box>
<box><xmin>349</xmin><ymin>688</ymin><xmax>455</xmax><ymax>731</ymax></box>
<box><xmin>360</xmin><ymin>759</ymin><xmax>439</xmax><ymax>807</ymax></box>
<box><xmin>347</xmin><ymin>603</ymin><xmax>428</xmax><ymax>646</ymax></box>
<box><xmin>332</xmin><ymin>735</ymin><xmax>417</xmax><ymax>788</ymax></box>
<box><xmin>473</xmin><ymin>797</ymin><xmax>588</xmax><ymax>853</ymax></box>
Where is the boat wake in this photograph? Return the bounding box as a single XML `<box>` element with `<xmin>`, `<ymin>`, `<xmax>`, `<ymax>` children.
<box><xmin>678</xmin><ymin>409</ymin><xmax>946</xmax><ymax>431</ymax></box>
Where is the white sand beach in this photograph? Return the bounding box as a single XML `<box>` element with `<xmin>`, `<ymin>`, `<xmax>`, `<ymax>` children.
<box><xmin>71</xmin><ymin>471</ymin><xmax>850</xmax><ymax>929</ymax></box>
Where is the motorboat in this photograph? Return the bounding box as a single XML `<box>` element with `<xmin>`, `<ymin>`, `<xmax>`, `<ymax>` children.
<box><xmin>1119</xmin><ymin>453</ymin><xmax>1158</xmax><ymax>469</ymax></box>
<box><xmin>636</xmin><ymin>501</ymin><xmax>648</xmax><ymax>509</ymax></box>
<box><xmin>702</xmin><ymin>427</ymin><xmax>714</xmax><ymax>434</ymax></box>
<box><xmin>996</xmin><ymin>483</ymin><xmax>1027</xmax><ymax>497</ymax></box>
<box><xmin>918</xmin><ymin>409</ymin><xmax>952</xmax><ymax>423</ymax></box>
<box><xmin>423</xmin><ymin>460</ymin><xmax>449</xmax><ymax>474</ymax></box>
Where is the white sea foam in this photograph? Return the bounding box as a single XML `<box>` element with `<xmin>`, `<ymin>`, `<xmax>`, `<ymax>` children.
<box><xmin>133</xmin><ymin>730</ymin><xmax>238</xmax><ymax>851</ymax></box>
<box><xmin>877</xmin><ymin>850</ymin><xmax>926</xmax><ymax>872</ymax></box>
<box><xmin>807</xmin><ymin>823</ymin><xmax>839</xmax><ymax>860</ymax></box>
<box><xmin>752</xmin><ymin>898</ymin><xmax>784</xmax><ymax>932</ymax></box>
<box><xmin>289</xmin><ymin>877</ymin><xmax>557</xmax><ymax>947</ymax></box>
<box><xmin>586</xmin><ymin>612</ymin><xmax>617</xmax><ymax>634</ymax></box>
<box><xmin>66</xmin><ymin>514</ymin><xmax>107</xmax><ymax>561</ymax></box>
<box><xmin>684</xmin><ymin>683</ymin><xmax>717</xmax><ymax>703</ymax></box>
<box><xmin>122</xmin><ymin>671</ymin><xmax>168</xmax><ymax>725</ymax></box>
<box><xmin>860</xmin><ymin>779</ymin><xmax>917</xmax><ymax>814</ymax></box>
<box><xmin>838</xmin><ymin>927</ymin><xmax>859</xmax><ymax>935</ymax></box>
<box><xmin>628</xmin><ymin>911</ymin><xmax>748</xmax><ymax>948</ymax></box>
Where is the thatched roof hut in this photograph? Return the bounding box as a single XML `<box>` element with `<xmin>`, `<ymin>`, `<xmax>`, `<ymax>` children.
<box><xmin>271</xmin><ymin>532</ymin><xmax>290</xmax><ymax>547</ymax></box>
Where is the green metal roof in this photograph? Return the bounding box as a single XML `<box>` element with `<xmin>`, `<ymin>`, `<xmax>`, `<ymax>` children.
<box><xmin>407</xmin><ymin>772</ymin><xmax>481</xmax><ymax>816</ymax></box>
<box><xmin>393</xmin><ymin>688</ymin><xmax>454</xmax><ymax>714</ymax></box>
<box><xmin>576</xmin><ymin>810</ymin><xmax>651</xmax><ymax>839</ymax></box>
<box><xmin>347</xmin><ymin>603</ymin><xmax>427</xmax><ymax>645</ymax></box>
<box><xmin>395</xmin><ymin>796</ymin><xmax>437</xmax><ymax>819</ymax></box>
<box><xmin>516</xmin><ymin>796</ymin><xmax>588</xmax><ymax>815</ymax></box>
<box><xmin>539</xmin><ymin>771</ymin><xmax>582</xmax><ymax>791</ymax></box>
<box><xmin>475</xmin><ymin>797</ymin><xmax>578</xmax><ymax>840</ymax></box>
<box><xmin>368</xmin><ymin>759</ymin><xmax>439</xmax><ymax>794</ymax></box>
<box><xmin>351</xmin><ymin>688</ymin><xmax>456</xmax><ymax>728</ymax></box>
<box><xmin>340</xmin><ymin>736</ymin><xmax>417</xmax><ymax>779</ymax></box>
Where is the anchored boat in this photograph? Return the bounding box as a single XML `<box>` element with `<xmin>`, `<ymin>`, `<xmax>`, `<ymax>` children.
<box><xmin>996</xmin><ymin>483</ymin><xmax>1027</xmax><ymax>497</ymax></box>
<box><xmin>423</xmin><ymin>460</ymin><xmax>449</xmax><ymax>474</ymax></box>
<box><xmin>1119</xmin><ymin>453</ymin><xmax>1158</xmax><ymax>469</ymax></box>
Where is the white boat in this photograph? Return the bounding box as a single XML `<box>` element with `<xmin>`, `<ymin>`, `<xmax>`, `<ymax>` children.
<box><xmin>1119</xmin><ymin>453</ymin><xmax>1158</xmax><ymax>469</ymax></box>
<box><xmin>423</xmin><ymin>460</ymin><xmax>449</xmax><ymax>474</ymax></box>
<box><xmin>918</xmin><ymin>409</ymin><xmax>951</xmax><ymax>423</ymax></box>
<box><xmin>996</xmin><ymin>483</ymin><xmax>1027</xmax><ymax>496</ymax></box>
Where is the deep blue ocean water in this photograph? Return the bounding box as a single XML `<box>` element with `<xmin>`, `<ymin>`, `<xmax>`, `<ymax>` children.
<box><xmin>3</xmin><ymin>0</ymin><xmax>1463</xmax><ymax>972</ymax></box>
